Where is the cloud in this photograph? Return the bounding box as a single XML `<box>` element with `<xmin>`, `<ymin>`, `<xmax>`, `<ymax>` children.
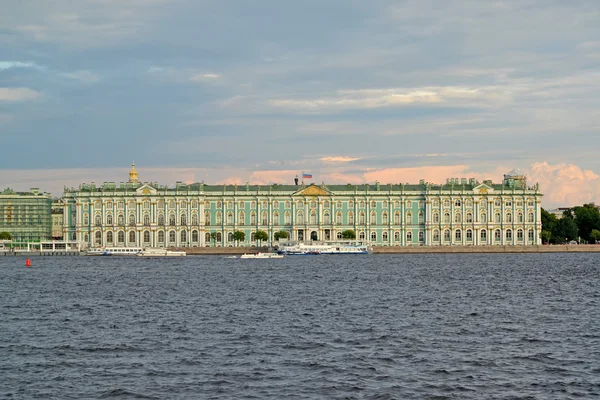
<box><xmin>320</xmin><ymin>156</ymin><xmax>362</xmax><ymax>163</ymax></box>
<box><xmin>0</xmin><ymin>87</ymin><xmax>41</xmax><ymax>102</ymax></box>
<box><xmin>61</xmin><ymin>70</ymin><xmax>100</xmax><ymax>84</ymax></box>
<box><xmin>528</xmin><ymin>162</ymin><xmax>600</xmax><ymax>208</ymax></box>
<box><xmin>190</xmin><ymin>73</ymin><xmax>221</xmax><ymax>82</ymax></box>
<box><xmin>0</xmin><ymin>61</ymin><xmax>42</xmax><ymax>71</ymax></box>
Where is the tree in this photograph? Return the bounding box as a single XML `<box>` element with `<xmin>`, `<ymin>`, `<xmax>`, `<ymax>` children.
<box><xmin>572</xmin><ymin>204</ymin><xmax>600</xmax><ymax>242</ymax></box>
<box><xmin>273</xmin><ymin>230</ymin><xmax>289</xmax><ymax>241</ymax></box>
<box><xmin>554</xmin><ymin>217</ymin><xmax>578</xmax><ymax>243</ymax></box>
<box><xmin>0</xmin><ymin>232</ymin><xmax>12</xmax><ymax>240</ymax></box>
<box><xmin>254</xmin><ymin>230</ymin><xmax>268</xmax><ymax>246</ymax></box>
<box><xmin>590</xmin><ymin>229</ymin><xmax>600</xmax><ymax>244</ymax></box>
<box><xmin>232</xmin><ymin>230</ymin><xmax>245</xmax><ymax>246</ymax></box>
<box><xmin>210</xmin><ymin>232</ymin><xmax>218</xmax><ymax>246</ymax></box>
<box><xmin>541</xmin><ymin>230</ymin><xmax>552</xmax><ymax>244</ymax></box>
<box><xmin>341</xmin><ymin>229</ymin><xmax>356</xmax><ymax>239</ymax></box>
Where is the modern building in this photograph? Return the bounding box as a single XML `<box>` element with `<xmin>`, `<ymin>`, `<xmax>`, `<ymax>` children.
<box><xmin>0</xmin><ymin>187</ymin><xmax>53</xmax><ymax>243</ymax></box>
<box><xmin>61</xmin><ymin>164</ymin><xmax>543</xmax><ymax>248</ymax></box>
<box><xmin>51</xmin><ymin>199</ymin><xmax>64</xmax><ymax>240</ymax></box>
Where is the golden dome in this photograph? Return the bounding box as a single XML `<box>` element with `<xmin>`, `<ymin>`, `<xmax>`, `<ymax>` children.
<box><xmin>128</xmin><ymin>162</ymin><xmax>139</xmax><ymax>183</ymax></box>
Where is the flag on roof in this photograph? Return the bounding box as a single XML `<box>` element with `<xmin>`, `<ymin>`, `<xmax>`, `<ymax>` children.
<box><xmin>302</xmin><ymin>172</ymin><xmax>312</xmax><ymax>179</ymax></box>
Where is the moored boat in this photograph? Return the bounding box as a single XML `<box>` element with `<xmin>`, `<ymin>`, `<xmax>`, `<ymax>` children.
<box><xmin>277</xmin><ymin>240</ymin><xmax>371</xmax><ymax>255</ymax></box>
<box><xmin>137</xmin><ymin>248</ymin><xmax>187</xmax><ymax>257</ymax></box>
<box><xmin>240</xmin><ymin>252</ymin><xmax>284</xmax><ymax>259</ymax></box>
<box><xmin>86</xmin><ymin>247</ymin><xmax>143</xmax><ymax>256</ymax></box>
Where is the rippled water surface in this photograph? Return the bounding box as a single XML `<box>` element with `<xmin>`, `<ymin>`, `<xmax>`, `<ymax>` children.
<box><xmin>1</xmin><ymin>253</ymin><xmax>599</xmax><ymax>399</ymax></box>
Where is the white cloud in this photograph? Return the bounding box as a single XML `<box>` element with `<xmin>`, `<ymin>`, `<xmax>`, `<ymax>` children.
<box><xmin>62</xmin><ymin>70</ymin><xmax>100</xmax><ymax>84</ymax></box>
<box><xmin>0</xmin><ymin>61</ymin><xmax>41</xmax><ymax>70</ymax></box>
<box><xmin>190</xmin><ymin>73</ymin><xmax>221</xmax><ymax>82</ymax></box>
<box><xmin>0</xmin><ymin>87</ymin><xmax>41</xmax><ymax>102</ymax></box>
<box><xmin>320</xmin><ymin>156</ymin><xmax>361</xmax><ymax>163</ymax></box>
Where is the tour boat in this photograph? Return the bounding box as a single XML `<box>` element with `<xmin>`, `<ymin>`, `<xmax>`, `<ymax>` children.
<box><xmin>277</xmin><ymin>241</ymin><xmax>371</xmax><ymax>255</ymax></box>
<box><xmin>86</xmin><ymin>247</ymin><xmax>143</xmax><ymax>256</ymax></box>
<box><xmin>137</xmin><ymin>248</ymin><xmax>187</xmax><ymax>257</ymax></box>
<box><xmin>240</xmin><ymin>252</ymin><xmax>284</xmax><ymax>259</ymax></box>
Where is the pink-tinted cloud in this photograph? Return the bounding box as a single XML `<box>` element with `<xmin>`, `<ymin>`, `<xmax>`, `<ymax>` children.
<box><xmin>528</xmin><ymin>162</ymin><xmax>600</xmax><ymax>208</ymax></box>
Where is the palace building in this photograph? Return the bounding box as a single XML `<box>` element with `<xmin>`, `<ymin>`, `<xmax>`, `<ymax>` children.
<box><xmin>61</xmin><ymin>164</ymin><xmax>543</xmax><ymax>248</ymax></box>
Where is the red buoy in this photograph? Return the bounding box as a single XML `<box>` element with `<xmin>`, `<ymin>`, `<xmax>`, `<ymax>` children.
<box><xmin>25</xmin><ymin>259</ymin><xmax>31</xmax><ymax>267</ymax></box>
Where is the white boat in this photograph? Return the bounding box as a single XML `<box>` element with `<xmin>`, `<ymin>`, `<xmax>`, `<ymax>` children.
<box><xmin>240</xmin><ymin>252</ymin><xmax>284</xmax><ymax>259</ymax></box>
<box><xmin>86</xmin><ymin>247</ymin><xmax>143</xmax><ymax>256</ymax></box>
<box><xmin>137</xmin><ymin>248</ymin><xmax>187</xmax><ymax>257</ymax></box>
<box><xmin>277</xmin><ymin>241</ymin><xmax>371</xmax><ymax>255</ymax></box>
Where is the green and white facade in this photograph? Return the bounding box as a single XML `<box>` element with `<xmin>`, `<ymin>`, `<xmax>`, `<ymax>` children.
<box><xmin>61</xmin><ymin>165</ymin><xmax>543</xmax><ymax>248</ymax></box>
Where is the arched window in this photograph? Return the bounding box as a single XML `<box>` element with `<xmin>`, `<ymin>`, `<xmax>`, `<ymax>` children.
<box><xmin>382</xmin><ymin>231</ymin><xmax>388</xmax><ymax>241</ymax></box>
<box><xmin>360</xmin><ymin>201</ymin><xmax>365</xmax><ymax>208</ymax></box>
<box><xmin>466</xmin><ymin>199</ymin><xmax>472</xmax><ymax>207</ymax></box>
<box><xmin>382</xmin><ymin>212</ymin><xmax>388</xmax><ymax>224</ymax></box>
<box><xmin>406</xmin><ymin>200</ymin><xmax>412</xmax><ymax>208</ymax></box>
<box><xmin>528</xmin><ymin>212</ymin><xmax>534</xmax><ymax>223</ymax></box>
<box><xmin>216</xmin><ymin>212</ymin><xmax>222</xmax><ymax>225</ymax></box>
<box><xmin>251</xmin><ymin>201</ymin><xmax>256</xmax><ymax>209</ymax></box>
<box><xmin>250</xmin><ymin>212</ymin><xmax>256</xmax><ymax>225</ymax></box>
<box><xmin>228</xmin><ymin>232</ymin><xmax>233</xmax><ymax>242</ymax></box>
<box><xmin>444</xmin><ymin>229</ymin><xmax>451</xmax><ymax>241</ymax></box>
<box><xmin>238</xmin><ymin>211</ymin><xmax>245</xmax><ymax>225</ymax></box>
<box><xmin>394</xmin><ymin>211</ymin><xmax>400</xmax><ymax>225</ymax></box>
<box><xmin>348</xmin><ymin>211</ymin><xmax>354</xmax><ymax>224</ymax></box>
<box><xmin>406</xmin><ymin>212</ymin><xmax>412</xmax><ymax>224</ymax></box>
<box><xmin>95</xmin><ymin>231</ymin><xmax>102</xmax><ymax>244</ymax></box>
<box><xmin>107</xmin><ymin>214</ymin><xmax>113</xmax><ymax>225</ymax></box>
<box><xmin>83</xmin><ymin>213</ymin><xmax>89</xmax><ymax>225</ymax></box>
<box><xmin>129</xmin><ymin>214</ymin><xmax>136</xmax><ymax>225</ymax></box>
<box><xmin>205</xmin><ymin>232</ymin><xmax>210</xmax><ymax>243</ymax></box>
<box><xmin>454</xmin><ymin>213</ymin><xmax>462</xmax><ymax>223</ymax></box>
<box><xmin>370</xmin><ymin>211</ymin><xmax>377</xmax><ymax>224</ymax></box>
<box><xmin>394</xmin><ymin>231</ymin><xmax>400</xmax><ymax>241</ymax></box>
<box><xmin>310</xmin><ymin>211</ymin><xmax>317</xmax><ymax>224</ymax></box>
<box><xmin>324</xmin><ymin>200</ymin><xmax>330</xmax><ymax>208</ymax></box>
<box><xmin>444</xmin><ymin>213</ymin><xmax>450</xmax><ymax>223</ymax></box>
<box><xmin>432</xmin><ymin>199</ymin><xmax>439</xmax><ymax>208</ymax></box>
<box><xmin>284</xmin><ymin>212</ymin><xmax>291</xmax><ymax>225</ymax></box>
<box><xmin>517</xmin><ymin>212</ymin><xmax>523</xmax><ymax>223</ymax></box>
<box><xmin>418</xmin><ymin>212</ymin><xmax>424</xmax><ymax>224</ymax></box>
<box><xmin>169</xmin><ymin>214</ymin><xmax>176</xmax><ymax>225</ymax></box>
<box><xmin>528</xmin><ymin>229</ymin><xmax>534</xmax><ymax>241</ymax></box>
<box><xmin>481</xmin><ymin>229</ymin><xmax>487</xmax><ymax>242</ymax></box>
<box><xmin>144</xmin><ymin>214</ymin><xmax>150</xmax><ymax>225</ymax></box>
<box><xmin>181</xmin><ymin>213</ymin><xmax>187</xmax><ymax>225</ymax></box>
<box><xmin>383</xmin><ymin>200</ymin><xmax>388</xmax><ymax>208</ymax></box>
<box><xmin>455</xmin><ymin>229</ymin><xmax>461</xmax><ymax>241</ymax></box>
<box><xmin>297</xmin><ymin>210</ymin><xmax>304</xmax><ymax>224</ymax></box>
<box><xmin>143</xmin><ymin>201</ymin><xmax>150</xmax><ymax>210</ymax></box>
<box><xmin>466</xmin><ymin>212</ymin><xmax>473</xmax><ymax>223</ymax></box>
<box><xmin>495</xmin><ymin>212</ymin><xmax>501</xmax><ymax>223</ymax></box>
<box><xmin>337</xmin><ymin>232</ymin><xmax>342</xmax><ymax>240</ymax></box>
<box><xmin>336</xmin><ymin>201</ymin><xmax>342</xmax><ymax>208</ymax></box>
<box><xmin>371</xmin><ymin>231</ymin><xmax>377</xmax><ymax>241</ymax></box>
<box><xmin>433</xmin><ymin>229</ymin><xmax>440</xmax><ymax>241</ymax></box>
<box><xmin>117</xmin><ymin>214</ymin><xmax>124</xmax><ymax>226</ymax></box>
<box><xmin>517</xmin><ymin>229</ymin><xmax>523</xmax><ymax>241</ymax></box>
<box><xmin>143</xmin><ymin>231</ymin><xmax>150</xmax><ymax>243</ymax></box>
<box><xmin>204</xmin><ymin>212</ymin><xmax>210</xmax><ymax>225</ymax></box>
<box><xmin>273</xmin><ymin>201</ymin><xmax>279</xmax><ymax>208</ymax></box>
<box><xmin>466</xmin><ymin>229</ymin><xmax>473</xmax><ymax>241</ymax></box>
<box><xmin>359</xmin><ymin>231</ymin><xmax>365</xmax><ymax>240</ymax></box>
<box><xmin>118</xmin><ymin>231</ymin><xmax>125</xmax><ymax>243</ymax></box>
<box><xmin>480</xmin><ymin>213</ymin><xmax>487</xmax><ymax>223</ymax></box>
<box><xmin>191</xmin><ymin>200</ymin><xmax>198</xmax><ymax>208</ymax></box>
<box><xmin>181</xmin><ymin>200</ymin><xmax>187</xmax><ymax>208</ymax></box>
<box><xmin>359</xmin><ymin>211</ymin><xmax>365</xmax><ymax>224</ymax></box>
<box><xmin>418</xmin><ymin>231</ymin><xmax>424</xmax><ymax>242</ymax></box>
<box><xmin>433</xmin><ymin>212</ymin><xmax>439</xmax><ymax>223</ymax></box>
<box><xmin>158</xmin><ymin>231</ymin><xmax>165</xmax><ymax>243</ymax></box>
<box><xmin>455</xmin><ymin>199</ymin><xmax>462</xmax><ymax>207</ymax></box>
<box><xmin>192</xmin><ymin>214</ymin><xmax>198</xmax><ymax>225</ymax></box>
<box><xmin>407</xmin><ymin>231</ymin><xmax>413</xmax><ymax>242</ymax></box>
<box><xmin>158</xmin><ymin>214</ymin><xmax>164</xmax><ymax>225</ymax></box>
<box><xmin>273</xmin><ymin>211</ymin><xmax>280</xmax><ymax>225</ymax></box>
<box><xmin>394</xmin><ymin>200</ymin><xmax>400</xmax><ymax>208</ymax></box>
<box><xmin>227</xmin><ymin>212</ymin><xmax>233</xmax><ymax>224</ymax></box>
<box><xmin>443</xmin><ymin>199</ymin><xmax>450</xmax><ymax>208</ymax></box>
<box><xmin>323</xmin><ymin>211</ymin><xmax>330</xmax><ymax>224</ymax></box>
<box><xmin>506</xmin><ymin>229</ymin><xmax>512</xmax><ymax>241</ymax></box>
<box><xmin>494</xmin><ymin>199</ymin><xmax>501</xmax><ymax>207</ymax></box>
<box><xmin>336</xmin><ymin>212</ymin><xmax>342</xmax><ymax>225</ymax></box>
<box><xmin>262</xmin><ymin>212</ymin><xmax>268</xmax><ymax>225</ymax></box>
<box><xmin>495</xmin><ymin>229</ymin><xmax>501</xmax><ymax>241</ymax></box>
<box><xmin>107</xmin><ymin>231</ymin><xmax>113</xmax><ymax>243</ymax></box>
<box><xmin>370</xmin><ymin>201</ymin><xmax>376</xmax><ymax>208</ymax></box>
<box><xmin>192</xmin><ymin>230</ymin><xmax>198</xmax><ymax>242</ymax></box>
<box><xmin>310</xmin><ymin>200</ymin><xmax>316</xmax><ymax>209</ymax></box>
<box><xmin>95</xmin><ymin>214</ymin><xmax>101</xmax><ymax>226</ymax></box>
<box><xmin>169</xmin><ymin>230</ymin><xmax>176</xmax><ymax>243</ymax></box>
<box><xmin>129</xmin><ymin>231</ymin><xmax>136</xmax><ymax>243</ymax></box>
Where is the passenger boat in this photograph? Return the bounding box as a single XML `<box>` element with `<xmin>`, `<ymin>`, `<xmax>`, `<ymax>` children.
<box><xmin>86</xmin><ymin>247</ymin><xmax>143</xmax><ymax>256</ymax></box>
<box><xmin>240</xmin><ymin>252</ymin><xmax>284</xmax><ymax>259</ymax></box>
<box><xmin>137</xmin><ymin>248</ymin><xmax>187</xmax><ymax>257</ymax></box>
<box><xmin>277</xmin><ymin>241</ymin><xmax>371</xmax><ymax>255</ymax></box>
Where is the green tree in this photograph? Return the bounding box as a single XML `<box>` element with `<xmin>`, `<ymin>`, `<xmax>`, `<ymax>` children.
<box><xmin>341</xmin><ymin>229</ymin><xmax>356</xmax><ymax>239</ymax></box>
<box><xmin>590</xmin><ymin>229</ymin><xmax>600</xmax><ymax>244</ymax></box>
<box><xmin>232</xmin><ymin>230</ymin><xmax>245</xmax><ymax>246</ymax></box>
<box><xmin>554</xmin><ymin>217</ymin><xmax>578</xmax><ymax>243</ymax></box>
<box><xmin>273</xmin><ymin>230</ymin><xmax>289</xmax><ymax>241</ymax></box>
<box><xmin>541</xmin><ymin>230</ymin><xmax>552</xmax><ymax>244</ymax></box>
<box><xmin>254</xmin><ymin>230</ymin><xmax>268</xmax><ymax>246</ymax></box>
<box><xmin>210</xmin><ymin>232</ymin><xmax>218</xmax><ymax>246</ymax></box>
<box><xmin>572</xmin><ymin>204</ymin><xmax>600</xmax><ymax>242</ymax></box>
<box><xmin>0</xmin><ymin>232</ymin><xmax>12</xmax><ymax>240</ymax></box>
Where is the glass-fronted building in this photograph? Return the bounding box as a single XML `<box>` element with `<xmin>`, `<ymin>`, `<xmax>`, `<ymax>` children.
<box><xmin>0</xmin><ymin>187</ymin><xmax>53</xmax><ymax>243</ymax></box>
<box><xmin>61</xmin><ymin>164</ymin><xmax>543</xmax><ymax>248</ymax></box>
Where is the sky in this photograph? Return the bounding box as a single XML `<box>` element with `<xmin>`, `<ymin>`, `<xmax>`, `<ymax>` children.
<box><xmin>0</xmin><ymin>0</ymin><xmax>599</xmax><ymax>208</ymax></box>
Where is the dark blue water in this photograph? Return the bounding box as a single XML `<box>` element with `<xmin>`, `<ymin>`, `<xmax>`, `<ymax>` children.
<box><xmin>1</xmin><ymin>253</ymin><xmax>599</xmax><ymax>399</ymax></box>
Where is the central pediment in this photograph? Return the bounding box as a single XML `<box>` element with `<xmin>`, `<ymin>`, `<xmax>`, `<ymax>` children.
<box><xmin>136</xmin><ymin>184</ymin><xmax>157</xmax><ymax>195</ymax></box>
<box><xmin>293</xmin><ymin>184</ymin><xmax>330</xmax><ymax>196</ymax></box>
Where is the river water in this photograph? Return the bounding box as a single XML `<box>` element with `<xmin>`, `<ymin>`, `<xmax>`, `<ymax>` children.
<box><xmin>1</xmin><ymin>253</ymin><xmax>599</xmax><ymax>399</ymax></box>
